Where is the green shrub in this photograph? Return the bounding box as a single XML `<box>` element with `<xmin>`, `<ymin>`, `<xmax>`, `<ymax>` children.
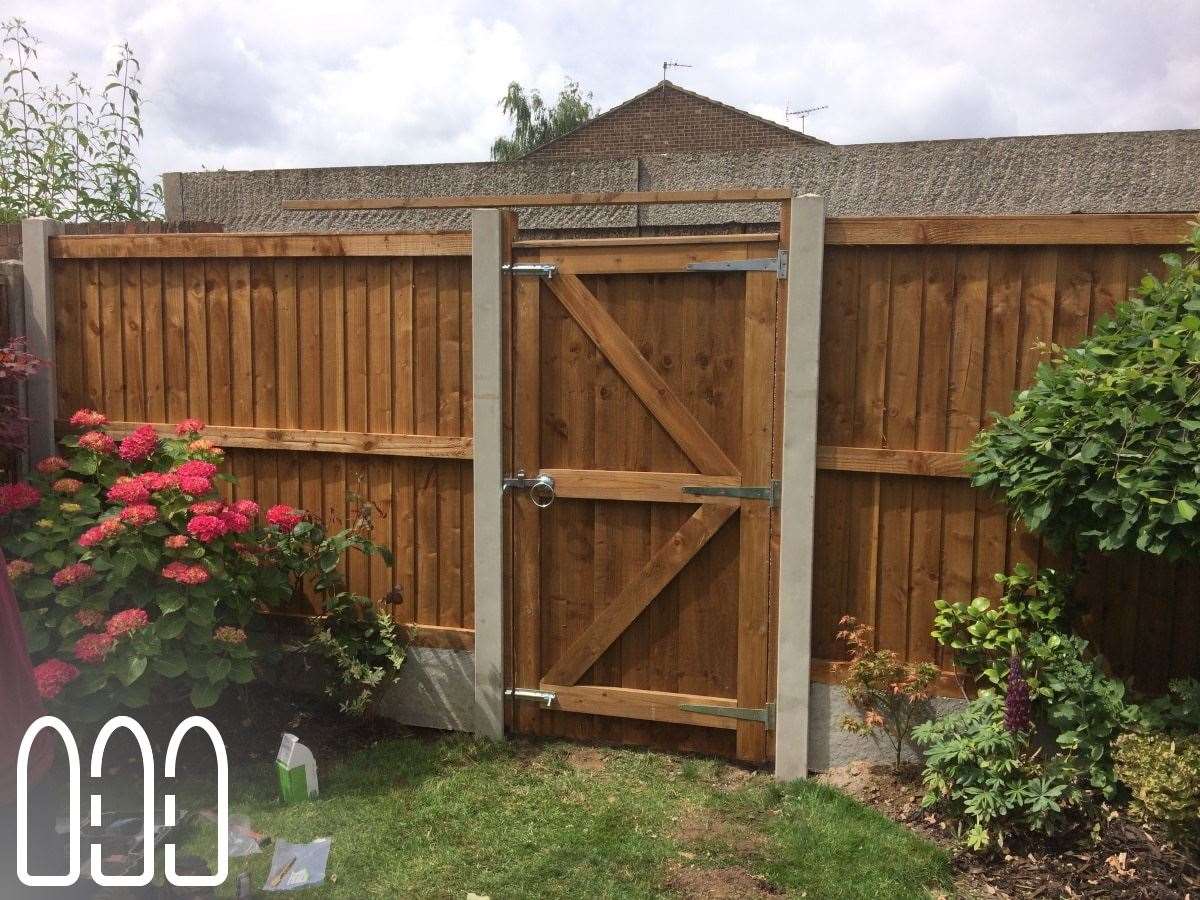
<box><xmin>1114</xmin><ymin>731</ymin><xmax>1200</xmax><ymax>836</ymax></box>
<box><xmin>968</xmin><ymin>228</ymin><xmax>1200</xmax><ymax>558</ymax></box>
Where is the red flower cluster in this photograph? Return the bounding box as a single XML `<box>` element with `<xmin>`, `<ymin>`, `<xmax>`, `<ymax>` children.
<box><xmin>189</xmin><ymin>500</ymin><xmax>223</xmax><ymax>516</ymax></box>
<box><xmin>232</xmin><ymin>499</ymin><xmax>259</xmax><ymax>518</ymax></box>
<box><xmin>188</xmin><ymin>439</ymin><xmax>223</xmax><ymax>456</ymax></box>
<box><xmin>213</xmin><ymin>626</ymin><xmax>247</xmax><ymax>645</ymax></box>
<box><xmin>118</xmin><ymin>424</ymin><xmax>159</xmax><ymax>462</ymax></box>
<box><xmin>6</xmin><ymin>559</ymin><xmax>34</xmax><ymax>580</ymax></box>
<box><xmin>164</xmin><ymin>534</ymin><xmax>189</xmax><ymax>549</ymax></box>
<box><xmin>105</xmin><ymin>608</ymin><xmax>150</xmax><ymax>637</ymax></box>
<box><xmin>106</xmin><ymin>477</ymin><xmax>151</xmax><ymax>505</ymax></box>
<box><xmin>74</xmin><ymin>608</ymin><xmax>106</xmax><ymax>629</ymax></box>
<box><xmin>138</xmin><ymin>471</ymin><xmax>178</xmax><ymax>493</ymax></box>
<box><xmin>119</xmin><ymin>503</ymin><xmax>158</xmax><ymax>527</ymax></box>
<box><xmin>266</xmin><ymin>504</ymin><xmax>303</xmax><ymax>532</ymax></box>
<box><xmin>32</xmin><ymin>659</ymin><xmax>80</xmax><ymax>699</ymax></box>
<box><xmin>178</xmin><ymin>475</ymin><xmax>212</xmax><ymax>496</ymax></box>
<box><xmin>52</xmin><ymin>562</ymin><xmax>94</xmax><ymax>588</ymax></box>
<box><xmin>175</xmin><ymin>418</ymin><xmax>205</xmax><ymax>435</ymax></box>
<box><xmin>78</xmin><ymin>430</ymin><xmax>116</xmax><ymax>454</ymax></box>
<box><xmin>73</xmin><ymin>632</ymin><xmax>114</xmax><ymax>664</ymax></box>
<box><xmin>36</xmin><ymin>456</ymin><xmax>69</xmax><ymax>475</ymax></box>
<box><xmin>78</xmin><ymin>517</ymin><xmax>124</xmax><ymax>548</ymax></box>
<box><xmin>176</xmin><ymin>460</ymin><xmax>217</xmax><ymax>480</ymax></box>
<box><xmin>161</xmin><ymin>561</ymin><xmax>209</xmax><ymax>585</ymax></box>
<box><xmin>52</xmin><ymin>478</ymin><xmax>83</xmax><ymax>495</ymax></box>
<box><xmin>69</xmin><ymin>409</ymin><xmax>108</xmax><ymax>428</ymax></box>
<box><xmin>0</xmin><ymin>482</ymin><xmax>41</xmax><ymax>514</ymax></box>
<box><xmin>187</xmin><ymin>514</ymin><xmax>227</xmax><ymax>543</ymax></box>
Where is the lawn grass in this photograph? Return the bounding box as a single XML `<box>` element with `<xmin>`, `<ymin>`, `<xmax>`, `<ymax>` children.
<box><xmin>172</xmin><ymin>735</ymin><xmax>950</xmax><ymax>899</ymax></box>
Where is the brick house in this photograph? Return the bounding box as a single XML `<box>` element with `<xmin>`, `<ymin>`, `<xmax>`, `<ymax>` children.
<box><xmin>519</xmin><ymin>79</ymin><xmax>825</xmax><ymax>161</ymax></box>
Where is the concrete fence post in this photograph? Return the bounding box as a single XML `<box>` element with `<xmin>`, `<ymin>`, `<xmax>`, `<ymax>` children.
<box><xmin>21</xmin><ymin>218</ymin><xmax>63</xmax><ymax>465</ymax></box>
<box><xmin>471</xmin><ymin>208</ymin><xmax>505</xmax><ymax>740</ymax></box>
<box><xmin>774</xmin><ymin>194</ymin><xmax>825</xmax><ymax>781</ymax></box>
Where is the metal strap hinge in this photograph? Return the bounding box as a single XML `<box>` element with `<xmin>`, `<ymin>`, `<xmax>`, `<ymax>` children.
<box><xmin>678</xmin><ymin>701</ymin><xmax>775</xmax><ymax>730</ymax></box>
<box><xmin>503</xmin><ymin>263</ymin><xmax>557</xmax><ymax>278</ymax></box>
<box><xmin>685</xmin><ymin>249</ymin><xmax>788</xmax><ymax>280</ymax></box>
<box><xmin>681</xmin><ymin>480</ymin><xmax>781</xmax><ymax>506</ymax></box>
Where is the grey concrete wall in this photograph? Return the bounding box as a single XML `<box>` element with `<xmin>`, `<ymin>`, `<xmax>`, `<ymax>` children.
<box><xmin>374</xmin><ymin>647</ymin><xmax>476</xmax><ymax>732</ymax></box>
<box><xmin>165</xmin><ymin>128</ymin><xmax>1200</xmax><ymax>234</ymax></box>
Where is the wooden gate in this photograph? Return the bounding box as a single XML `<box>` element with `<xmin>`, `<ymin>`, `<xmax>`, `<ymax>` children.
<box><xmin>506</xmin><ymin>233</ymin><xmax>788</xmax><ymax>762</ymax></box>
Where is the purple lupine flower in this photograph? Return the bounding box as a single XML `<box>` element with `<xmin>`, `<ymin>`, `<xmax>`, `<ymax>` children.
<box><xmin>1004</xmin><ymin>654</ymin><xmax>1033</xmax><ymax>733</ymax></box>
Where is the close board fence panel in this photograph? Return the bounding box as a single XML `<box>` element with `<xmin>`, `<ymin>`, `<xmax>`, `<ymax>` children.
<box><xmin>49</xmin><ymin>236</ymin><xmax>474</xmax><ymax>632</ymax></box>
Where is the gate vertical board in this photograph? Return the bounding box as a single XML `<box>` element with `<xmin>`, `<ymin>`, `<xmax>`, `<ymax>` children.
<box><xmin>507</xmin><ymin>232</ymin><xmax>787</xmax><ymax>761</ymax></box>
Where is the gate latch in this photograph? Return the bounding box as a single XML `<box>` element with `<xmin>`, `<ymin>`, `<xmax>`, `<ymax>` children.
<box><xmin>502</xmin><ymin>470</ymin><xmax>556</xmax><ymax>508</ymax></box>
<box><xmin>502</xmin><ymin>263</ymin><xmax>557</xmax><ymax>279</ymax></box>
<box><xmin>678</xmin><ymin>701</ymin><xmax>776</xmax><ymax>730</ymax></box>
<box><xmin>506</xmin><ymin>687</ymin><xmax>556</xmax><ymax>708</ymax></box>
<box><xmin>685</xmin><ymin>249</ymin><xmax>788</xmax><ymax>280</ymax></box>
<box><xmin>681</xmin><ymin>481</ymin><xmax>781</xmax><ymax>507</ymax></box>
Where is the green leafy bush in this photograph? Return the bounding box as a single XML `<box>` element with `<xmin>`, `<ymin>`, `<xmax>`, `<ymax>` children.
<box><xmin>968</xmin><ymin>228</ymin><xmax>1200</xmax><ymax>558</ymax></box>
<box><xmin>1114</xmin><ymin>731</ymin><xmax>1200</xmax><ymax>837</ymax></box>
<box><xmin>2</xmin><ymin>409</ymin><xmax>402</xmax><ymax>721</ymax></box>
<box><xmin>915</xmin><ymin>566</ymin><xmax>1140</xmax><ymax>849</ymax></box>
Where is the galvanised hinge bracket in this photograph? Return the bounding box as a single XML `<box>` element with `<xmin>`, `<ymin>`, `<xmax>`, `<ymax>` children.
<box><xmin>685</xmin><ymin>249</ymin><xmax>788</xmax><ymax>280</ymax></box>
<box><xmin>502</xmin><ymin>263</ymin><xmax>557</xmax><ymax>278</ymax></box>
<box><xmin>678</xmin><ymin>701</ymin><xmax>776</xmax><ymax>730</ymax></box>
<box><xmin>681</xmin><ymin>480</ymin><xmax>781</xmax><ymax>507</ymax></box>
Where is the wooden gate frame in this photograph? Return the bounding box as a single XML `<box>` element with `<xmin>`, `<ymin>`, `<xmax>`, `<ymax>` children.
<box><xmin>459</xmin><ymin>190</ymin><xmax>824</xmax><ymax>778</ymax></box>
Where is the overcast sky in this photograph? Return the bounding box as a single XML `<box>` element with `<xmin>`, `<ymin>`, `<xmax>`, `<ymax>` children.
<box><xmin>17</xmin><ymin>0</ymin><xmax>1200</xmax><ymax>182</ymax></box>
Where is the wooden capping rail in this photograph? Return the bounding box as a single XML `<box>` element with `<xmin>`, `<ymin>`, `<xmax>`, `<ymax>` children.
<box><xmin>816</xmin><ymin>445</ymin><xmax>969</xmax><ymax>478</ymax></box>
<box><xmin>49</xmin><ymin>231</ymin><xmax>471</xmax><ymax>259</ymax></box>
<box><xmin>57</xmin><ymin>421</ymin><xmax>473</xmax><ymax>460</ymax></box>
<box><xmin>513</xmin><ymin>232</ymin><xmax>779</xmax><ymax>249</ymax></box>
<box><xmin>282</xmin><ymin>189</ymin><xmax>793</xmax><ymax>210</ymax></box>
<box><xmin>826</xmin><ymin>214</ymin><xmax>1196</xmax><ymax>246</ymax></box>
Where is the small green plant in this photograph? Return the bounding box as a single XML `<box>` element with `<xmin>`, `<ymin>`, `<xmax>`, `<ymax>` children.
<box><xmin>836</xmin><ymin>616</ymin><xmax>940</xmax><ymax>769</ymax></box>
<box><xmin>1114</xmin><ymin>731</ymin><xmax>1200</xmax><ymax>838</ymax></box>
<box><xmin>278</xmin><ymin>500</ymin><xmax>405</xmax><ymax>715</ymax></box>
<box><xmin>968</xmin><ymin>227</ymin><xmax>1200</xmax><ymax>559</ymax></box>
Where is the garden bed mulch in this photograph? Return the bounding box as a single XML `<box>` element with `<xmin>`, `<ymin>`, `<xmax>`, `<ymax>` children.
<box><xmin>817</xmin><ymin>761</ymin><xmax>1200</xmax><ymax>899</ymax></box>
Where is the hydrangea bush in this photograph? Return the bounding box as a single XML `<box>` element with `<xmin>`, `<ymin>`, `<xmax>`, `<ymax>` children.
<box><xmin>1</xmin><ymin>410</ymin><xmax>397</xmax><ymax>721</ymax></box>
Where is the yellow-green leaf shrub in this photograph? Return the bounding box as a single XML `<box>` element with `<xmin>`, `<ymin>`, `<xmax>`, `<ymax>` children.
<box><xmin>1114</xmin><ymin>731</ymin><xmax>1200</xmax><ymax>836</ymax></box>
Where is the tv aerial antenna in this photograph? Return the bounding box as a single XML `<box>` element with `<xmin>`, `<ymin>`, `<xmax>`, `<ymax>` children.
<box><xmin>785</xmin><ymin>103</ymin><xmax>828</xmax><ymax>133</ymax></box>
<box><xmin>662</xmin><ymin>60</ymin><xmax>693</xmax><ymax>81</ymax></box>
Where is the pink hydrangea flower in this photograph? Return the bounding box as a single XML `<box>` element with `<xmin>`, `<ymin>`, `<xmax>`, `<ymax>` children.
<box><xmin>176</xmin><ymin>460</ymin><xmax>218</xmax><ymax>479</ymax></box>
<box><xmin>266</xmin><ymin>504</ymin><xmax>303</xmax><ymax>532</ymax></box>
<box><xmin>189</xmin><ymin>500</ymin><xmax>224</xmax><ymax>516</ymax></box>
<box><xmin>174</xmin><ymin>418</ymin><xmax>205</xmax><ymax>435</ymax></box>
<box><xmin>105</xmin><ymin>608</ymin><xmax>150</xmax><ymax>637</ymax></box>
<box><xmin>219</xmin><ymin>509</ymin><xmax>251</xmax><ymax>534</ymax></box>
<box><xmin>6</xmin><ymin>559</ymin><xmax>34</xmax><ymax>580</ymax></box>
<box><xmin>213</xmin><ymin>626</ymin><xmax>247</xmax><ymax>645</ymax></box>
<box><xmin>78</xmin><ymin>431</ymin><xmax>116</xmax><ymax>454</ymax></box>
<box><xmin>232</xmin><ymin>499</ymin><xmax>259</xmax><ymax>518</ymax></box>
<box><xmin>187</xmin><ymin>514</ymin><xmax>227</xmax><ymax>542</ymax></box>
<box><xmin>178</xmin><ymin>475</ymin><xmax>212</xmax><ymax>496</ymax></box>
<box><xmin>36</xmin><ymin>456</ymin><xmax>69</xmax><ymax>475</ymax></box>
<box><xmin>161</xmin><ymin>561</ymin><xmax>210</xmax><ymax>585</ymax></box>
<box><xmin>0</xmin><ymin>482</ymin><xmax>41</xmax><ymax>514</ymax></box>
<box><xmin>52</xmin><ymin>478</ymin><xmax>83</xmax><ymax>495</ymax></box>
<box><xmin>137</xmin><ymin>471</ymin><xmax>178</xmax><ymax>493</ymax></box>
<box><xmin>32</xmin><ymin>659</ymin><xmax>80</xmax><ymax>700</ymax></box>
<box><xmin>188</xmin><ymin>439</ymin><xmax>223</xmax><ymax>456</ymax></box>
<box><xmin>119</xmin><ymin>424</ymin><xmax>159</xmax><ymax>462</ymax></box>
<box><xmin>78</xmin><ymin>525</ymin><xmax>108</xmax><ymax>548</ymax></box>
<box><xmin>106</xmin><ymin>478</ymin><xmax>151</xmax><ymax>505</ymax></box>
<box><xmin>119</xmin><ymin>503</ymin><xmax>158</xmax><ymax>527</ymax></box>
<box><xmin>74</xmin><ymin>608</ymin><xmax>106</xmax><ymax>629</ymax></box>
<box><xmin>52</xmin><ymin>562</ymin><xmax>94</xmax><ymax>588</ymax></box>
<box><xmin>164</xmin><ymin>534</ymin><xmax>189</xmax><ymax>549</ymax></box>
<box><xmin>73</xmin><ymin>632</ymin><xmax>115</xmax><ymax>664</ymax></box>
<box><xmin>69</xmin><ymin>409</ymin><xmax>109</xmax><ymax>428</ymax></box>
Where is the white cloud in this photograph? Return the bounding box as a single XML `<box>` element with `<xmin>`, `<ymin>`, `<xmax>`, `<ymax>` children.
<box><xmin>11</xmin><ymin>0</ymin><xmax>1199</xmax><ymax>184</ymax></box>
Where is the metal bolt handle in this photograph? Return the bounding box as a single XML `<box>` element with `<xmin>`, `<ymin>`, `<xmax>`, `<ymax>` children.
<box><xmin>502</xmin><ymin>470</ymin><xmax>556</xmax><ymax>508</ymax></box>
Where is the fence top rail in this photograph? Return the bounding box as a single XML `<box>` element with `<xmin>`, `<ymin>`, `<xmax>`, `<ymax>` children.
<box><xmin>49</xmin><ymin>230</ymin><xmax>471</xmax><ymax>259</ymax></box>
<box><xmin>826</xmin><ymin>214</ymin><xmax>1196</xmax><ymax>246</ymax></box>
<box><xmin>282</xmin><ymin>189</ymin><xmax>794</xmax><ymax>210</ymax></box>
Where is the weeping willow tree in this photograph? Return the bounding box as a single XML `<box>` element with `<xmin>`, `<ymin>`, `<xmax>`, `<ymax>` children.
<box><xmin>490</xmin><ymin>80</ymin><xmax>597</xmax><ymax>161</ymax></box>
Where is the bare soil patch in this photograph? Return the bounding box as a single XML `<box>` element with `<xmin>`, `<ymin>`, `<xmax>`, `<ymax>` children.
<box><xmin>673</xmin><ymin>805</ymin><xmax>768</xmax><ymax>856</ymax></box>
<box><xmin>563</xmin><ymin>746</ymin><xmax>608</xmax><ymax>772</ymax></box>
<box><xmin>818</xmin><ymin>761</ymin><xmax>1200</xmax><ymax>899</ymax></box>
<box><xmin>665</xmin><ymin>863</ymin><xmax>782</xmax><ymax>899</ymax></box>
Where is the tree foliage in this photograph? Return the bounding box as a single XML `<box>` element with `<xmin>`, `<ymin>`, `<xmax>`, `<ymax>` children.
<box><xmin>968</xmin><ymin>229</ymin><xmax>1200</xmax><ymax>558</ymax></box>
<box><xmin>490</xmin><ymin>79</ymin><xmax>597</xmax><ymax>161</ymax></box>
<box><xmin>0</xmin><ymin>18</ymin><xmax>161</xmax><ymax>222</ymax></box>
